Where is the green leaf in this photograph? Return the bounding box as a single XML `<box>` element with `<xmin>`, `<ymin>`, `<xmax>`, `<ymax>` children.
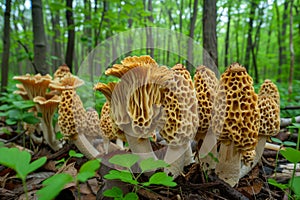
<box><xmin>22</xmin><ymin>113</ymin><xmax>40</xmax><ymax>124</ymax></box>
<box><xmin>140</xmin><ymin>158</ymin><xmax>169</xmax><ymax>172</ymax></box>
<box><xmin>123</xmin><ymin>192</ymin><xmax>139</xmax><ymax>200</ymax></box>
<box><xmin>271</xmin><ymin>137</ymin><xmax>283</xmax><ymax>144</ymax></box>
<box><xmin>104</xmin><ymin>170</ymin><xmax>138</xmax><ymax>185</ymax></box>
<box><xmin>69</xmin><ymin>150</ymin><xmax>84</xmax><ymax>158</ymax></box>
<box><xmin>5</xmin><ymin>118</ymin><xmax>17</xmax><ymax>125</ymax></box>
<box><xmin>37</xmin><ymin>173</ymin><xmax>74</xmax><ymax>200</ymax></box>
<box><xmin>0</xmin><ymin>104</ymin><xmax>13</xmax><ymax>111</ymax></box>
<box><xmin>12</xmin><ymin>101</ymin><xmax>35</xmax><ymax>110</ymax></box>
<box><xmin>282</xmin><ymin>141</ymin><xmax>297</xmax><ymax>147</ymax></box>
<box><xmin>143</xmin><ymin>172</ymin><xmax>177</xmax><ymax>187</ymax></box>
<box><xmin>7</xmin><ymin>109</ymin><xmax>22</xmax><ymax>120</ymax></box>
<box><xmin>0</xmin><ymin>148</ymin><xmax>46</xmax><ymax>181</ymax></box>
<box><xmin>280</xmin><ymin>148</ymin><xmax>300</xmax><ymax>163</ymax></box>
<box><xmin>291</xmin><ymin>123</ymin><xmax>300</xmax><ymax>129</ymax></box>
<box><xmin>103</xmin><ymin>186</ymin><xmax>123</xmax><ymax>198</ymax></box>
<box><xmin>268</xmin><ymin>178</ymin><xmax>288</xmax><ymax>190</ymax></box>
<box><xmin>290</xmin><ymin>176</ymin><xmax>300</xmax><ymax>196</ymax></box>
<box><xmin>109</xmin><ymin>154</ymin><xmax>140</xmax><ymax>169</ymax></box>
<box><xmin>77</xmin><ymin>159</ymin><xmax>100</xmax><ymax>182</ymax></box>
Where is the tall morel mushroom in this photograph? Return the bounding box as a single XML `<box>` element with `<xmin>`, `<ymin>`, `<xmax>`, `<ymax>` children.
<box><xmin>49</xmin><ymin>75</ymin><xmax>100</xmax><ymax>159</ymax></box>
<box><xmin>212</xmin><ymin>63</ymin><xmax>259</xmax><ymax>186</ymax></box>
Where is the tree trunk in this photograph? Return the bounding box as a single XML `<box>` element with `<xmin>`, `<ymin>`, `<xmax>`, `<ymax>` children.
<box><xmin>187</xmin><ymin>0</ymin><xmax>198</xmax><ymax>72</ymax></box>
<box><xmin>31</xmin><ymin>0</ymin><xmax>48</xmax><ymax>75</ymax></box>
<box><xmin>1</xmin><ymin>0</ymin><xmax>11</xmax><ymax>92</ymax></box>
<box><xmin>65</xmin><ymin>0</ymin><xmax>75</xmax><ymax>73</ymax></box>
<box><xmin>224</xmin><ymin>4</ymin><xmax>231</xmax><ymax>67</ymax></box>
<box><xmin>288</xmin><ymin>0</ymin><xmax>294</xmax><ymax>95</ymax></box>
<box><xmin>50</xmin><ymin>11</ymin><xmax>63</xmax><ymax>71</ymax></box>
<box><xmin>244</xmin><ymin>0</ymin><xmax>256</xmax><ymax>72</ymax></box>
<box><xmin>203</xmin><ymin>0</ymin><xmax>218</xmax><ymax>68</ymax></box>
<box><xmin>84</xmin><ymin>0</ymin><xmax>92</xmax><ymax>52</ymax></box>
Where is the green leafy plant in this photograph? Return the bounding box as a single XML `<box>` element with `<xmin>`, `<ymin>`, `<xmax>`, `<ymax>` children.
<box><xmin>268</xmin><ymin>123</ymin><xmax>300</xmax><ymax>199</ymax></box>
<box><xmin>103</xmin><ymin>154</ymin><xmax>177</xmax><ymax>200</ymax></box>
<box><xmin>0</xmin><ymin>147</ymin><xmax>47</xmax><ymax>200</ymax></box>
<box><xmin>37</xmin><ymin>154</ymin><xmax>101</xmax><ymax>200</ymax></box>
<box><xmin>0</xmin><ymin>90</ymin><xmax>39</xmax><ymax>128</ymax></box>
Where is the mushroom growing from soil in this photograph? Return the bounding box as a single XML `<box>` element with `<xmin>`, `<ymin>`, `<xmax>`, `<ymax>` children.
<box><xmin>240</xmin><ymin>79</ymin><xmax>280</xmax><ymax>178</ymax></box>
<box><xmin>33</xmin><ymin>95</ymin><xmax>62</xmax><ymax>151</ymax></box>
<box><xmin>49</xmin><ymin>75</ymin><xmax>100</xmax><ymax>159</ymax></box>
<box><xmin>193</xmin><ymin>66</ymin><xmax>219</xmax><ymax>154</ymax></box>
<box><xmin>160</xmin><ymin>64</ymin><xmax>199</xmax><ymax>176</ymax></box>
<box><xmin>212</xmin><ymin>63</ymin><xmax>259</xmax><ymax>186</ymax></box>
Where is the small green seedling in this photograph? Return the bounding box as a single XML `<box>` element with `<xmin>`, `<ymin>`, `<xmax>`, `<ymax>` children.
<box><xmin>37</xmin><ymin>158</ymin><xmax>101</xmax><ymax>200</ymax></box>
<box><xmin>0</xmin><ymin>147</ymin><xmax>47</xmax><ymax>200</ymax></box>
<box><xmin>103</xmin><ymin>154</ymin><xmax>177</xmax><ymax>200</ymax></box>
<box><xmin>268</xmin><ymin>123</ymin><xmax>300</xmax><ymax>199</ymax></box>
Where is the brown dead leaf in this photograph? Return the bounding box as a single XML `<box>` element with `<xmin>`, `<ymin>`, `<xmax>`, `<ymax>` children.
<box><xmin>43</xmin><ymin>160</ymin><xmax>57</xmax><ymax>172</ymax></box>
<box><xmin>57</xmin><ymin>162</ymin><xmax>77</xmax><ymax>177</ymax></box>
<box><xmin>237</xmin><ymin>179</ymin><xmax>263</xmax><ymax>196</ymax></box>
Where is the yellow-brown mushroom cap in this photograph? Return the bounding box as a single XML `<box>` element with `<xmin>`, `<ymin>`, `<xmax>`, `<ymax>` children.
<box><xmin>14</xmin><ymin>84</ymin><xmax>29</xmax><ymax>100</ymax></box>
<box><xmin>258</xmin><ymin>95</ymin><xmax>280</xmax><ymax>136</ymax></box>
<box><xmin>13</xmin><ymin>73</ymin><xmax>52</xmax><ymax>99</ymax></box>
<box><xmin>193</xmin><ymin>65</ymin><xmax>219</xmax><ymax>142</ymax></box>
<box><xmin>49</xmin><ymin>74</ymin><xmax>84</xmax><ymax>91</ymax></box>
<box><xmin>211</xmin><ymin>63</ymin><xmax>259</xmax><ymax>163</ymax></box>
<box><xmin>258</xmin><ymin>79</ymin><xmax>280</xmax><ymax>105</ymax></box>
<box><xmin>110</xmin><ymin>65</ymin><xmax>172</xmax><ymax>139</ymax></box>
<box><xmin>159</xmin><ymin>68</ymin><xmax>199</xmax><ymax>146</ymax></box>
<box><xmin>105</xmin><ymin>55</ymin><xmax>158</xmax><ymax>78</ymax></box>
<box><xmin>54</xmin><ymin>64</ymin><xmax>72</xmax><ymax>80</ymax></box>
<box><xmin>94</xmin><ymin>82</ymin><xmax>117</xmax><ymax>102</ymax></box>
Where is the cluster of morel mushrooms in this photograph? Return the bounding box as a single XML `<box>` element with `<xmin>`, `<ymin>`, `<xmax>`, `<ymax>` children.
<box><xmin>13</xmin><ymin>56</ymin><xmax>281</xmax><ymax>187</ymax></box>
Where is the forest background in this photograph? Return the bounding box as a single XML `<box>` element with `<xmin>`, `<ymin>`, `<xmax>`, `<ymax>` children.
<box><xmin>0</xmin><ymin>0</ymin><xmax>299</xmax><ymax>115</ymax></box>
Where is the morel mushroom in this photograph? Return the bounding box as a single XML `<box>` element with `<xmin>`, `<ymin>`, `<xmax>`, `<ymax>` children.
<box><xmin>33</xmin><ymin>95</ymin><xmax>62</xmax><ymax>151</ymax></box>
<box><xmin>49</xmin><ymin>75</ymin><xmax>100</xmax><ymax>159</ymax></box>
<box><xmin>160</xmin><ymin>65</ymin><xmax>199</xmax><ymax>176</ymax></box>
<box><xmin>240</xmin><ymin>80</ymin><xmax>280</xmax><ymax>177</ymax></box>
<box><xmin>193</xmin><ymin>66</ymin><xmax>219</xmax><ymax>150</ymax></box>
<box><xmin>213</xmin><ymin>63</ymin><xmax>259</xmax><ymax>186</ymax></box>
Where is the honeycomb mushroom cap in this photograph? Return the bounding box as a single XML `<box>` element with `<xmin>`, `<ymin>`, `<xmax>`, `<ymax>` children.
<box><xmin>13</xmin><ymin>73</ymin><xmax>52</xmax><ymax>99</ymax></box>
<box><xmin>99</xmin><ymin>102</ymin><xmax>126</xmax><ymax>141</ymax></box>
<box><xmin>258</xmin><ymin>95</ymin><xmax>280</xmax><ymax>136</ymax></box>
<box><xmin>193</xmin><ymin>65</ymin><xmax>219</xmax><ymax>142</ymax></box>
<box><xmin>86</xmin><ymin>108</ymin><xmax>101</xmax><ymax>136</ymax></box>
<box><xmin>159</xmin><ymin>68</ymin><xmax>199</xmax><ymax>146</ymax></box>
<box><xmin>54</xmin><ymin>64</ymin><xmax>71</xmax><ymax>80</ymax></box>
<box><xmin>211</xmin><ymin>63</ymin><xmax>259</xmax><ymax>163</ymax></box>
<box><xmin>171</xmin><ymin>64</ymin><xmax>193</xmax><ymax>88</ymax></box>
<box><xmin>105</xmin><ymin>55</ymin><xmax>158</xmax><ymax>78</ymax></box>
<box><xmin>58</xmin><ymin>89</ymin><xmax>87</xmax><ymax>140</ymax></box>
<box><xmin>258</xmin><ymin>79</ymin><xmax>280</xmax><ymax>105</ymax></box>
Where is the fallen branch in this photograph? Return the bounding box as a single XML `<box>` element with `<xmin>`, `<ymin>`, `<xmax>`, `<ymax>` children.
<box><xmin>280</xmin><ymin>116</ymin><xmax>300</xmax><ymax>127</ymax></box>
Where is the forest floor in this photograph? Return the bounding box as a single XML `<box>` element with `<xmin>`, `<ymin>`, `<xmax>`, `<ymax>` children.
<box><xmin>0</xmin><ymin>119</ymin><xmax>297</xmax><ymax>200</ymax></box>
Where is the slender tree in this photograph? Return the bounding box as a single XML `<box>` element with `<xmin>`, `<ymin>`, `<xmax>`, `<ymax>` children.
<box><xmin>65</xmin><ymin>0</ymin><xmax>75</xmax><ymax>72</ymax></box>
<box><xmin>224</xmin><ymin>3</ymin><xmax>231</xmax><ymax>67</ymax></box>
<box><xmin>31</xmin><ymin>0</ymin><xmax>48</xmax><ymax>74</ymax></box>
<box><xmin>187</xmin><ymin>0</ymin><xmax>198</xmax><ymax>72</ymax></box>
<box><xmin>1</xmin><ymin>0</ymin><xmax>11</xmax><ymax>92</ymax></box>
<box><xmin>289</xmin><ymin>0</ymin><xmax>294</xmax><ymax>95</ymax></box>
<box><xmin>203</xmin><ymin>0</ymin><xmax>218</xmax><ymax>68</ymax></box>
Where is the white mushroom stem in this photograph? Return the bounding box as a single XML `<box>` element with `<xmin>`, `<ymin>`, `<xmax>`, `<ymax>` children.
<box><xmin>164</xmin><ymin>142</ymin><xmax>192</xmax><ymax>177</ymax></box>
<box><xmin>265</xmin><ymin>142</ymin><xmax>281</xmax><ymax>151</ymax></box>
<box><xmin>215</xmin><ymin>142</ymin><xmax>241</xmax><ymax>187</ymax></box>
<box><xmin>125</xmin><ymin>134</ymin><xmax>157</xmax><ymax>160</ymax></box>
<box><xmin>40</xmin><ymin>118</ymin><xmax>62</xmax><ymax>151</ymax></box>
<box><xmin>73</xmin><ymin>133</ymin><xmax>100</xmax><ymax>159</ymax></box>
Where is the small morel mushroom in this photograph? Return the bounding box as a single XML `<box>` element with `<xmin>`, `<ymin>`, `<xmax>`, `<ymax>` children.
<box><xmin>160</xmin><ymin>65</ymin><xmax>199</xmax><ymax>176</ymax></box>
<box><xmin>33</xmin><ymin>95</ymin><xmax>62</xmax><ymax>151</ymax></box>
<box><xmin>212</xmin><ymin>63</ymin><xmax>259</xmax><ymax>186</ymax></box>
<box><xmin>53</xmin><ymin>64</ymin><xmax>71</xmax><ymax>81</ymax></box>
<box><xmin>49</xmin><ymin>75</ymin><xmax>100</xmax><ymax>159</ymax></box>
<box><xmin>240</xmin><ymin>80</ymin><xmax>280</xmax><ymax>177</ymax></box>
<box><xmin>193</xmin><ymin>65</ymin><xmax>219</xmax><ymax>148</ymax></box>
